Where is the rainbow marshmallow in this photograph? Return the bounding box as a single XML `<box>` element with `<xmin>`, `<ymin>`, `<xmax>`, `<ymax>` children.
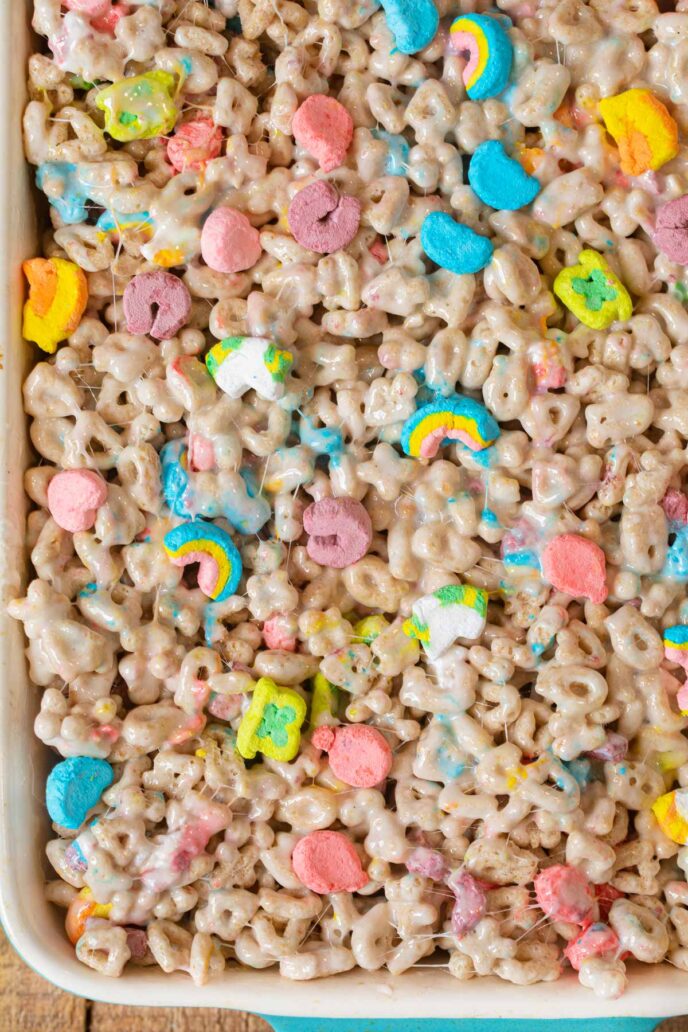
<box><xmin>403</xmin><ymin>583</ymin><xmax>488</xmax><ymax>660</ymax></box>
<box><xmin>163</xmin><ymin>520</ymin><xmax>242</xmax><ymax>602</ymax></box>
<box><xmin>401</xmin><ymin>395</ymin><xmax>500</xmax><ymax>459</ymax></box>
<box><xmin>96</xmin><ymin>209</ymin><xmax>154</xmax><ymax>241</ymax></box>
<box><xmin>205</xmin><ymin>336</ymin><xmax>293</xmax><ymax>402</ymax></box>
<box><xmin>448</xmin><ymin>14</ymin><xmax>513</xmax><ymax>101</ymax></box>
<box><xmin>663</xmin><ymin>624</ymin><xmax>688</xmax><ymax>676</ymax></box>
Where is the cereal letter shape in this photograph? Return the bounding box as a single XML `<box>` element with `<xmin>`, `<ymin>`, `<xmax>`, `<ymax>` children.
<box><xmin>448</xmin><ymin>13</ymin><xmax>513</xmax><ymax>100</ymax></box>
<box><xmin>652</xmin><ymin>788</ymin><xmax>688</xmax><ymax>845</ymax></box>
<box><xmin>663</xmin><ymin>624</ymin><xmax>688</xmax><ymax>675</ymax></box>
<box><xmin>201</xmin><ymin>206</ymin><xmax>262</xmax><ymax>274</ymax></box>
<box><xmin>402</xmin><ymin>583</ymin><xmax>488</xmax><ymax>660</ymax></box>
<box><xmin>653</xmin><ymin>195</ymin><xmax>688</xmax><ymax>266</ymax></box>
<box><xmin>311</xmin><ymin>671</ymin><xmax>338</xmax><ymax>727</ymax></box>
<box><xmin>36</xmin><ymin>162</ymin><xmax>91</xmax><ymax>224</ymax></box>
<box><xmin>401</xmin><ymin>394</ymin><xmax>500</xmax><ymax>458</ymax></box>
<box><xmin>96</xmin><ymin>71</ymin><xmax>178</xmax><ymax>142</ymax></box>
<box><xmin>47</xmin><ymin>470</ymin><xmax>108</xmax><ymax>532</ymax></box>
<box><xmin>46</xmin><ymin>756</ymin><xmax>114</xmax><ymax>830</ymax></box>
<box><xmin>303</xmin><ymin>497</ymin><xmax>373</xmax><ymax>569</ymax></box>
<box><xmin>599</xmin><ymin>88</ymin><xmax>678</xmax><ymax>177</ymax></box>
<box><xmin>205</xmin><ymin>336</ymin><xmax>293</xmax><ymax>401</ymax></box>
<box><xmin>379</xmin><ymin>0</ymin><xmax>439</xmax><ymax>55</ymax></box>
<box><xmin>123</xmin><ymin>270</ymin><xmax>191</xmax><ymax>340</ymax></box>
<box><xmin>167</xmin><ymin>118</ymin><xmax>223</xmax><ymax>173</ymax></box>
<box><xmin>288</xmin><ymin>181</ymin><xmax>361</xmax><ymax>254</ymax></box>
<box><xmin>291</xmin><ymin>830</ymin><xmax>368</xmax><ymax>894</ymax></box>
<box><xmin>292</xmin><ymin>95</ymin><xmax>353</xmax><ymax>173</ymax></box>
<box><xmin>420</xmin><ymin>211</ymin><xmax>494</xmax><ymax>275</ymax></box>
<box><xmin>553</xmin><ymin>250</ymin><xmax>632</xmax><ymax>330</ymax></box>
<box><xmin>237</xmin><ymin>677</ymin><xmax>307</xmax><ymax>762</ymax></box>
<box><xmin>22</xmin><ymin>257</ymin><xmax>88</xmax><ymax>354</ymax></box>
<box><xmin>540</xmin><ymin>533</ymin><xmax>608</xmax><ymax>604</ymax></box>
<box><xmin>534</xmin><ymin>864</ymin><xmax>595</xmax><ymax>925</ymax></box>
<box><xmin>163</xmin><ymin>520</ymin><xmax>242</xmax><ymax>601</ymax></box>
<box><xmin>468</xmin><ymin>140</ymin><xmax>540</xmax><ymax>211</ymax></box>
<box><xmin>311</xmin><ymin>724</ymin><xmax>392</xmax><ymax>788</ymax></box>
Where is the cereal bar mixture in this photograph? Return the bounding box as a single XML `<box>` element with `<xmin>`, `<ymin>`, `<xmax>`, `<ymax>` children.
<box><xmin>11</xmin><ymin>0</ymin><xmax>688</xmax><ymax>996</ymax></box>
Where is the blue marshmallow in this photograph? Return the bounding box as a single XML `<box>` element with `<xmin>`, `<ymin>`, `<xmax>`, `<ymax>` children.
<box><xmin>161</xmin><ymin>438</ymin><xmax>192</xmax><ymax>517</ymax></box>
<box><xmin>46</xmin><ymin>757</ymin><xmax>114</xmax><ymax>831</ymax></box>
<box><xmin>36</xmin><ymin>162</ymin><xmax>91</xmax><ymax>225</ymax></box>
<box><xmin>379</xmin><ymin>0</ymin><xmax>439</xmax><ymax>55</ymax></box>
<box><xmin>420</xmin><ymin>211</ymin><xmax>493</xmax><ymax>275</ymax></box>
<box><xmin>468</xmin><ymin>140</ymin><xmax>541</xmax><ymax>211</ymax></box>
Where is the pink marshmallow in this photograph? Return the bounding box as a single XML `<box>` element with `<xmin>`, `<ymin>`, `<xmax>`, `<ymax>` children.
<box><xmin>167</xmin><ymin>118</ymin><xmax>223</xmax><ymax>173</ymax></box>
<box><xmin>291</xmin><ymin>830</ymin><xmax>368</xmax><ymax>895</ymax></box>
<box><xmin>587</xmin><ymin>732</ymin><xmax>628</xmax><ymax>762</ymax></box>
<box><xmin>200</xmin><ymin>207</ymin><xmax>261</xmax><ymax>274</ymax></box>
<box><xmin>565</xmin><ymin>923</ymin><xmax>620</xmax><ymax>971</ymax></box>
<box><xmin>188</xmin><ymin>434</ymin><xmax>215</xmax><ymax>472</ymax></box>
<box><xmin>448</xmin><ymin>870</ymin><xmax>487</xmax><ymax>939</ymax></box>
<box><xmin>662</xmin><ymin>487</ymin><xmax>688</xmax><ymax>525</ymax></box>
<box><xmin>534</xmin><ymin>864</ymin><xmax>595</xmax><ymax>925</ymax></box>
<box><xmin>311</xmin><ymin>724</ymin><xmax>392</xmax><ymax>788</ymax></box>
<box><xmin>262</xmin><ymin>614</ymin><xmax>297</xmax><ymax>651</ymax></box>
<box><xmin>406</xmin><ymin>847</ymin><xmax>449</xmax><ymax>882</ymax></box>
<box><xmin>292</xmin><ymin>94</ymin><xmax>353</xmax><ymax>173</ymax></box>
<box><xmin>541</xmin><ymin>533</ymin><xmax>608</xmax><ymax>604</ymax></box>
<box><xmin>123</xmin><ymin>270</ymin><xmax>191</xmax><ymax>340</ymax></box>
<box><xmin>170</xmin><ymin>550</ymin><xmax>219</xmax><ymax>598</ymax></box>
<box><xmin>288</xmin><ymin>181</ymin><xmax>361</xmax><ymax>254</ymax></box>
<box><xmin>47</xmin><ymin>470</ymin><xmax>108</xmax><ymax>532</ymax></box>
<box><xmin>653</xmin><ymin>195</ymin><xmax>688</xmax><ymax>265</ymax></box>
<box><xmin>303</xmin><ymin>497</ymin><xmax>372</xmax><ymax>569</ymax></box>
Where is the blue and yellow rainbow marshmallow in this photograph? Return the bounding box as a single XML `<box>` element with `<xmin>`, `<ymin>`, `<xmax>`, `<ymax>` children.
<box><xmin>163</xmin><ymin>520</ymin><xmax>242</xmax><ymax>602</ymax></box>
<box><xmin>448</xmin><ymin>13</ymin><xmax>513</xmax><ymax>101</ymax></box>
<box><xmin>401</xmin><ymin>395</ymin><xmax>500</xmax><ymax>459</ymax></box>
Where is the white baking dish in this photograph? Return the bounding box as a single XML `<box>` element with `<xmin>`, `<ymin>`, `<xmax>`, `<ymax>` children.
<box><xmin>0</xmin><ymin>2</ymin><xmax>684</xmax><ymax>1026</ymax></box>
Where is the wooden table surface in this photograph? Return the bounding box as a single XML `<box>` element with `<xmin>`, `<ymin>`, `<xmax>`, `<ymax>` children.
<box><xmin>2</xmin><ymin>922</ymin><xmax>688</xmax><ymax>1032</ymax></box>
<box><xmin>0</xmin><ymin>925</ymin><xmax>270</xmax><ymax>1032</ymax></box>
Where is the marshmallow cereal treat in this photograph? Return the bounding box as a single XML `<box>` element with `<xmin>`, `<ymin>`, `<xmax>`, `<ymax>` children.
<box><xmin>12</xmin><ymin>0</ymin><xmax>688</xmax><ymax>998</ymax></box>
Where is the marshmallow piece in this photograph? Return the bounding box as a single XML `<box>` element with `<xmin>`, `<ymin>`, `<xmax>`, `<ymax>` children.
<box><xmin>652</xmin><ymin>788</ymin><xmax>688</xmax><ymax>845</ymax></box>
<box><xmin>406</xmin><ymin>847</ymin><xmax>450</xmax><ymax>882</ymax></box>
<box><xmin>654</xmin><ymin>195</ymin><xmax>688</xmax><ymax>265</ymax></box>
<box><xmin>448</xmin><ymin>870</ymin><xmax>487</xmax><ymax>938</ymax></box>
<box><xmin>46</xmin><ymin>756</ymin><xmax>114</xmax><ymax>830</ymax></box>
<box><xmin>599</xmin><ymin>88</ymin><xmax>678</xmax><ymax>177</ymax></box>
<box><xmin>167</xmin><ymin>118</ymin><xmax>223</xmax><ymax>173</ymax></box>
<box><xmin>291</xmin><ymin>830</ymin><xmax>368</xmax><ymax>894</ymax></box>
<box><xmin>662</xmin><ymin>488</ymin><xmax>688</xmax><ymax>525</ymax></box>
<box><xmin>123</xmin><ymin>270</ymin><xmax>191</xmax><ymax>340</ymax></box>
<box><xmin>292</xmin><ymin>95</ymin><xmax>353</xmax><ymax>173</ymax></box>
<box><xmin>201</xmin><ymin>206</ymin><xmax>262</xmax><ymax>274</ymax></box>
<box><xmin>534</xmin><ymin>864</ymin><xmax>595</xmax><ymax>925</ymax></box>
<box><xmin>311</xmin><ymin>724</ymin><xmax>392</xmax><ymax>788</ymax></box>
<box><xmin>565</xmin><ymin>924</ymin><xmax>621</xmax><ymax>972</ymax></box>
<box><xmin>47</xmin><ymin>469</ymin><xmax>108</xmax><ymax>532</ymax></box>
<box><xmin>22</xmin><ymin>257</ymin><xmax>88</xmax><ymax>354</ymax></box>
<box><xmin>553</xmin><ymin>249</ymin><xmax>632</xmax><ymax>331</ymax></box>
<box><xmin>303</xmin><ymin>497</ymin><xmax>373</xmax><ymax>569</ymax></box>
<box><xmin>379</xmin><ymin>0</ymin><xmax>439</xmax><ymax>54</ymax></box>
<box><xmin>205</xmin><ymin>336</ymin><xmax>293</xmax><ymax>401</ymax></box>
<box><xmin>587</xmin><ymin>733</ymin><xmax>628</xmax><ymax>762</ymax></box>
<box><xmin>448</xmin><ymin>13</ymin><xmax>513</xmax><ymax>100</ymax></box>
<box><xmin>288</xmin><ymin>181</ymin><xmax>361</xmax><ymax>254</ymax></box>
<box><xmin>663</xmin><ymin>624</ymin><xmax>688</xmax><ymax>675</ymax></box>
<box><xmin>468</xmin><ymin>140</ymin><xmax>540</xmax><ymax>211</ymax></box>
<box><xmin>541</xmin><ymin>533</ymin><xmax>608</xmax><ymax>604</ymax></box>
<box><xmin>420</xmin><ymin>212</ymin><xmax>494</xmax><ymax>275</ymax></box>
<box><xmin>403</xmin><ymin>583</ymin><xmax>488</xmax><ymax>660</ymax></box>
